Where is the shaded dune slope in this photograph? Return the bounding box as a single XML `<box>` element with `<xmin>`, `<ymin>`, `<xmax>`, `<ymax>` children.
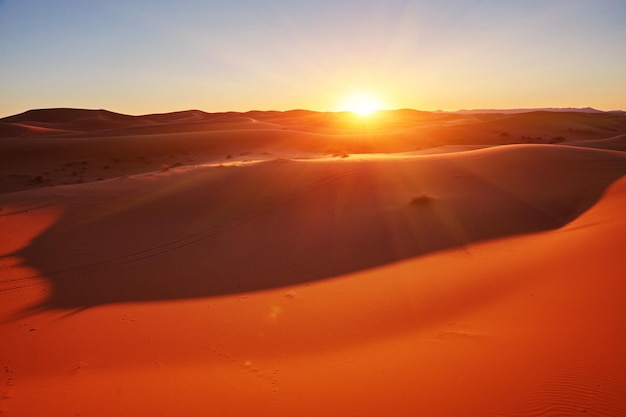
<box><xmin>3</xmin><ymin>144</ymin><xmax>623</xmax><ymax>310</ymax></box>
<box><xmin>569</xmin><ymin>133</ymin><xmax>626</xmax><ymax>151</ymax></box>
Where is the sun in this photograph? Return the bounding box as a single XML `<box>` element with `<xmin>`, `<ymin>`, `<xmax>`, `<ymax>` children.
<box><xmin>338</xmin><ymin>92</ymin><xmax>384</xmax><ymax>116</ymax></box>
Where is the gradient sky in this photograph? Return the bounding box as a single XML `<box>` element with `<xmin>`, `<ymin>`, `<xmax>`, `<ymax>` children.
<box><xmin>1</xmin><ymin>0</ymin><xmax>625</xmax><ymax>116</ymax></box>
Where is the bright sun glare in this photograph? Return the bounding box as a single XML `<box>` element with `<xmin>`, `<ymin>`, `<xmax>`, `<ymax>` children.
<box><xmin>339</xmin><ymin>92</ymin><xmax>383</xmax><ymax>116</ymax></box>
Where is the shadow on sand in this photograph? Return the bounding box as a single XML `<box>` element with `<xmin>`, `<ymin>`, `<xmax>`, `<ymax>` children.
<box><xmin>8</xmin><ymin>145</ymin><xmax>626</xmax><ymax>312</ymax></box>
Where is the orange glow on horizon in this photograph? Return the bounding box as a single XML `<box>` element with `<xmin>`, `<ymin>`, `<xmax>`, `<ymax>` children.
<box><xmin>337</xmin><ymin>92</ymin><xmax>385</xmax><ymax>116</ymax></box>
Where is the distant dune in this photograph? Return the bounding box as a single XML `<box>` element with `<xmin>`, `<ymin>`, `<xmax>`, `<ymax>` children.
<box><xmin>451</xmin><ymin>106</ymin><xmax>624</xmax><ymax>114</ymax></box>
<box><xmin>2</xmin><ymin>107</ymin><xmax>625</xmax><ymax>139</ymax></box>
<box><xmin>1</xmin><ymin>107</ymin><xmax>625</xmax><ymax>417</ymax></box>
<box><xmin>1</xmin><ymin>107</ymin><xmax>625</xmax><ymax>194</ymax></box>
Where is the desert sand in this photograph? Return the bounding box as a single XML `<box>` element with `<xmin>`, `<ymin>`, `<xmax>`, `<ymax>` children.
<box><xmin>1</xmin><ymin>108</ymin><xmax>625</xmax><ymax>416</ymax></box>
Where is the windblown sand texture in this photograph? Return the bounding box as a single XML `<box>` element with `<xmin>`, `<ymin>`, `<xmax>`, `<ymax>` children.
<box><xmin>1</xmin><ymin>108</ymin><xmax>626</xmax><ymax>416</ymax></box>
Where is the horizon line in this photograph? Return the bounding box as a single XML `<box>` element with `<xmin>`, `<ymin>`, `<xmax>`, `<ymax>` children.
<box><xmin>2</xmin><ymin>105</ymin><xmax>625</xmax><ymax>119</ymax></box>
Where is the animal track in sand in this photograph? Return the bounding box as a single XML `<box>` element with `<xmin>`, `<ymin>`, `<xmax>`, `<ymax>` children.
<box><xmin>0</xmin><ymin>365</ymin><xmax>16</xmax><ymax>414</ymax></box>
<box><xmin>205</xmin><ymin>347</ymin><xmax>280</xmax><ymax>395</ymax></box>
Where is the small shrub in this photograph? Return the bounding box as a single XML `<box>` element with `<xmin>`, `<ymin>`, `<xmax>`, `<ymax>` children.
<box><xmin>409</xmin><ymin>194</ymin><xmax>432</xmax><ymax>206</ymax></box>
<box><xmin>333</xmin><ymin>151</ymin><xmax>349</xmax><ymax>158</ymax></box>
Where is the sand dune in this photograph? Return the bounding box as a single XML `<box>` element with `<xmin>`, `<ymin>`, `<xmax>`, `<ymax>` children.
<box><xmin>0</xmin><ymin>121</ymin><xmax>76</xmax><ymax>138</ymax></box>
<box><xmin>569</xmin><ymin>133</ymin><xmax>626</xmax><ymax>152</ymax></box>
<box><xmin>1</xmin><ymin>108</ymin><xmax>625</xmax><ymax>416</ymax></box>
<box><xmin>3</xmin><ymin>107</ymin><xmax>625</xmax><ymax>139</ymax></box>
<box><xmin>2</xmin><ymin>108</ymin><xmax>625</xmax><ymax>195</ymax></box>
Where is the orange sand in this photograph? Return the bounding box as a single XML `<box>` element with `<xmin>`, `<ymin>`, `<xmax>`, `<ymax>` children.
<box><xmin>1</xmin><ymin>109</ymin><xmax>625</xmax><ymax>416</ymax></box>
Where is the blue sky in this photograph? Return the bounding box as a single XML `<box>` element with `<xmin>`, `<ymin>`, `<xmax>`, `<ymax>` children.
<box><xmin>1</xmin><ymin>0</ymin><xmax>625</xmax><ymax>116</ymax></box>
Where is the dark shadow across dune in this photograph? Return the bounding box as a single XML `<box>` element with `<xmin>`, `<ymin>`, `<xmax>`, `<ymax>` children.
<box><xmin>6</xmin><ymin>145</ymin><xmax>625</xmax><ymax>311</ymax></box>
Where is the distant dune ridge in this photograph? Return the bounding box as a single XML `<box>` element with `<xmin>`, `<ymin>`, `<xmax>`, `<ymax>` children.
<box><xmin>1</xmin><ymin>107</ymin><xmax>626</xmax><ymax>195</ymax></box>
<box><xmin>1</xmin><ymin>107</ymin><xmax>625</xmax><ymax>417</ymax></box>
<box><xmin>1</xmin><ymin>106</ymin><xmax>624</xmax><ymax>138</ymax></box>
<box><xmin>451</xmin><ymin>106</ymin><xmax>624</xmax><ymax>114</ymax></box>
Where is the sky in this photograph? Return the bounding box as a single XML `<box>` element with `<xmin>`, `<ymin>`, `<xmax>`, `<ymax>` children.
<box><xmin>1</xmin><ymin>0</ymin><xmax>625</xmax><ymax>116</ymax></box>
